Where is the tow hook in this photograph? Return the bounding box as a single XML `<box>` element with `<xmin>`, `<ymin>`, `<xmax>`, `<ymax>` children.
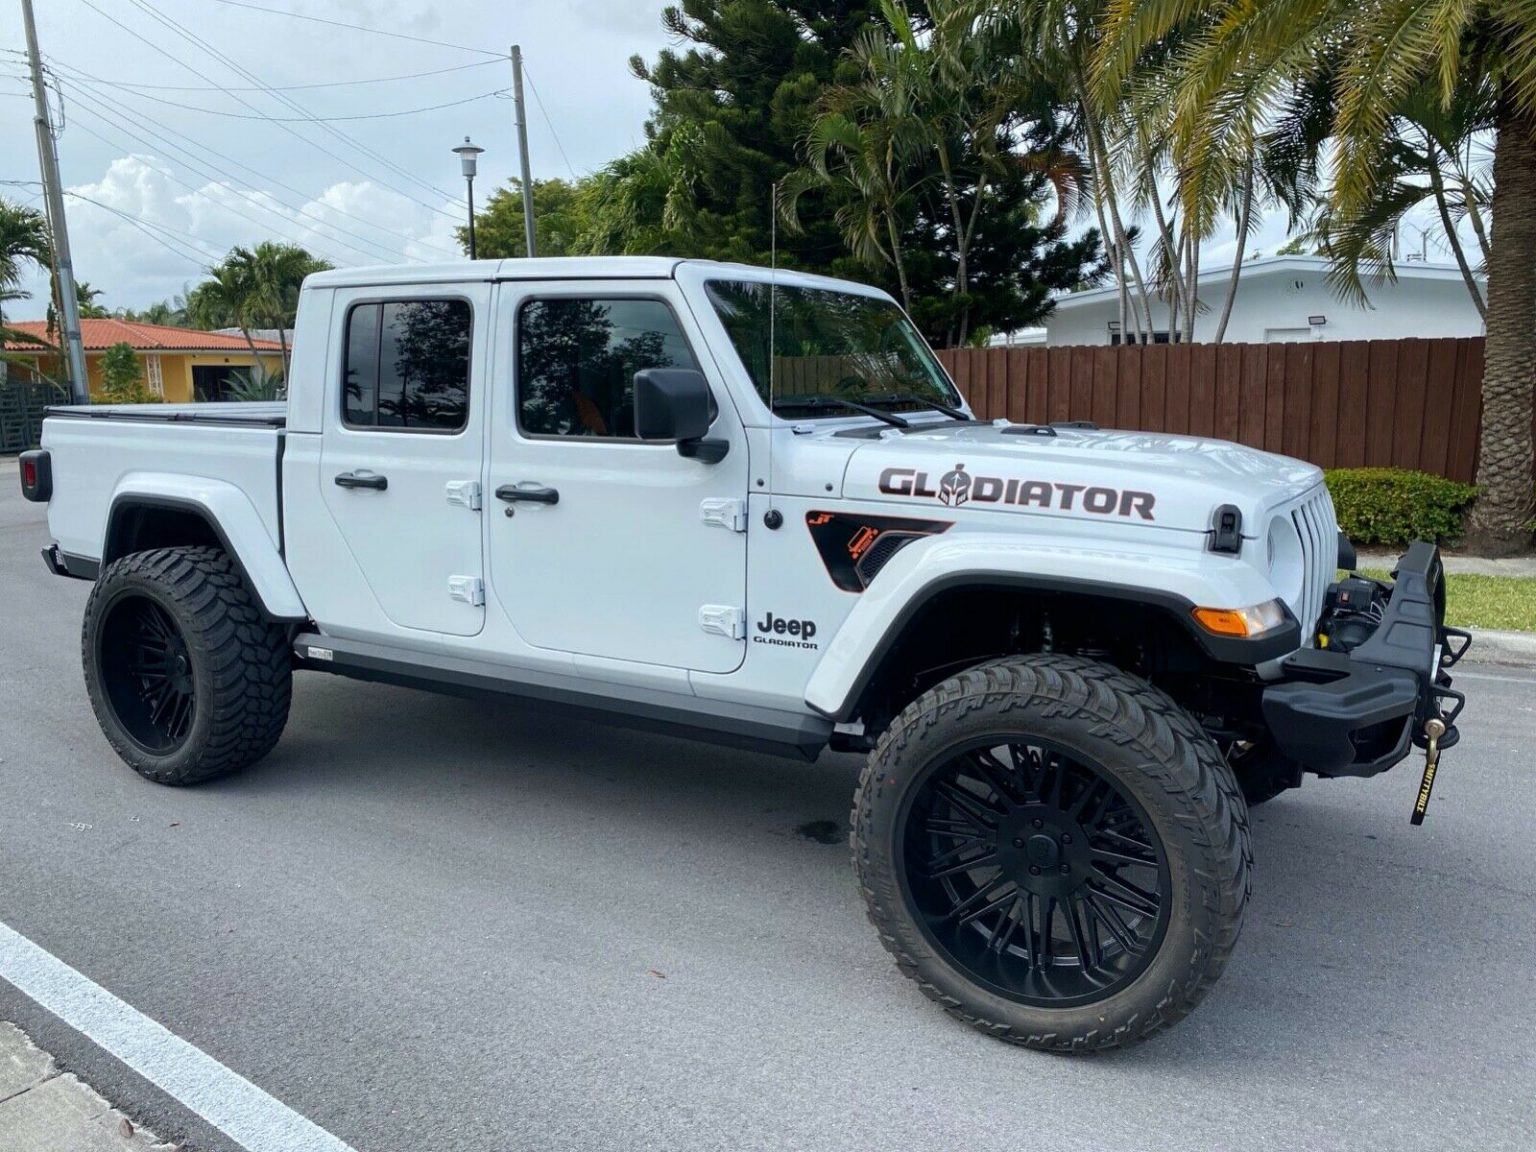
<box><xmin>1411</xmin><ymin>717</ymin><xmax>1447</xmax><ymax>826</ymax></box>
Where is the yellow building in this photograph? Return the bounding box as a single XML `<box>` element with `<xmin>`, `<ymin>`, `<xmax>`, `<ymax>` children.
<box><xmin>4</xmin><ymin>319</ymin><xmax>285</xmax><ymax>402</ymax></box>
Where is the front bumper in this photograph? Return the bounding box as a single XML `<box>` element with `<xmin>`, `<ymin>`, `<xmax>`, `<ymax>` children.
<box><xmin>1262</xmin><ymin>541</ymin><xmax>1468</xmax><ymax>778</ymax></box>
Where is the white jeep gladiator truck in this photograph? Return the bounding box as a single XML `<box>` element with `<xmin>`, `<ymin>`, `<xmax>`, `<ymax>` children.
<box><xmin>20</xmin><ymin>257</ymin><xmax>1470</xmax><ymax>1051</ymax></box>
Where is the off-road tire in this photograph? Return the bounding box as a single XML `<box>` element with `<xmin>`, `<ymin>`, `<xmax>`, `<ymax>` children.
<box><xmin>83</xmin><ymin>546</ymin><xmax>291</xmax><ymax>785</ymax></box>
<box><xmin>851</xmin><ymin>653</ymin><xmax>1251</xmax><ymax>1052</ymax></box>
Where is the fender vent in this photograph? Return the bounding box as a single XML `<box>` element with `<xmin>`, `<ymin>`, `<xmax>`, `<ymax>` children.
<box><xmin>805</xmin><ymin>511</ymin><xmax>953</xmax><ymax>592</ymax></box>
<box><xmin>855</xmin><ymin>531</ymin><xmax>923</xmax><ymax>587</ymax></box>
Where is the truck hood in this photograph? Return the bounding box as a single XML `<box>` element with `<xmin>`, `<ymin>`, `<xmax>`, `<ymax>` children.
<box><xmin>839</xmin><ymin>421</ymin><xmax>1323</xmax><ymax>535</ymax></box>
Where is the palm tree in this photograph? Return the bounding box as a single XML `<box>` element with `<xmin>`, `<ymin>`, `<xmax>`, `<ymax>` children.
<box><xmin>238</xmin><ymin>242</ymin><xmax>329</xmax><ymax>373</ymax></box>
<box><xmin>187</xmin><ymin>261</ymin><xmax>259</xmax><ymax>358</ymax></box>
<box><xmin>1096</xmin><ymin>0</ymin><xmax>1536</xmax><ymax>548</ymax></box>
<box><xmin>47</xmin><ymin>281</ymin><xmax>109</xmax><ymax>336</ymax></box>
<box><xmin>0</xmin><ymin>198</ymin><xmax>50</xmax><ymax>330</ymax></box>
<box><xmin>782</xmin><ymin>13</ymin><xmax>937</xmax><ymax>312</ymax></box>
<box><xmin>184</xmin><ymin>244</ymin><xmax>329</xmax><ymax>383</ymax></box>
<box><xmin>0</xmin><ymin>199</ymin><xmax>52</xmax><ymax>386</ymax></box>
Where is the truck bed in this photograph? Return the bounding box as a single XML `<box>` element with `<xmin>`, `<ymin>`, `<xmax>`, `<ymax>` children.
<box><xmin>40</xmin><ymin>403</ymin><xmax>287</xmax><ymax>569</ymax></box>
<box><xmin>45</xmin><ymin>402</ymin><xmax>287</xmax><ymax>427</ymax></box>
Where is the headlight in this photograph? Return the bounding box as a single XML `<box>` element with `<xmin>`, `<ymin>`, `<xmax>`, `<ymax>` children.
<box><xmin>1265</xmin><ymin>514</ymin><xmax>1304</xmax><ymax>606</ymax></box>
<box><xmin>1192</xmin><ymin>599</ymin><xmax>1289</xmax><ymax>638</ymax></box>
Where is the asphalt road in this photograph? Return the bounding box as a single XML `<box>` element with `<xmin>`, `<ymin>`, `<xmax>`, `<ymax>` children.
<box><xmin>2</xmin><ymin>462</ymin><xmax>1534</xmax><ymax>1152</ymax></box>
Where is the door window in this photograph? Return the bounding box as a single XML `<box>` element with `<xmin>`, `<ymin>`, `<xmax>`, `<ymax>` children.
<box><xmin>517</xmin><ymin>297</ymin><xmax>699</xmax><ymax>438</ymax></box>
<box><xmin>343</xmin><ymin>299</ymin><xmax>471</xmax><ymax>431</ymax></box>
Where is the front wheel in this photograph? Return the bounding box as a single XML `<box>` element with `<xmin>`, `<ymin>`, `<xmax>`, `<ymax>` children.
<box><xmin>852</xmin><ymin>654</ymin><xmax>1250</xmax><ymax>1052</ymax></box>
<box><xmin>83</xmin><ymin>546</ymin><xmax>292</xmax><ymax>785</ymax></box>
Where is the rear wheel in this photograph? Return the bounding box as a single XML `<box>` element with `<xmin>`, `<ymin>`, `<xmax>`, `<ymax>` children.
<box><xmin>83</xmin><ymin>546</ymin><xmax>291</xmax><ymax>785</ymax></box>
<box><xmin>852</xmin><ymin>654</ymin><xmax>1250</xmax><ymax>1051</ymax></box>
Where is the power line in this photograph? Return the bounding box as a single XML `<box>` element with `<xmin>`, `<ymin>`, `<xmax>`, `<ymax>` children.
<box><xmin>199</xmin><ymin>0</ymin><xmax>504</xmax><ymax>57</ymax></box>
<box><xmin>48</xmin><ymin>65</ymin><xmax>459</xmax><ymax>259</ymax></box>
<box><xmin>58</xmin><ymin>83</ymin><xmax>509</xmax><ymax>123</ymax></box>
<box><xmin>119</xmin><ymin>0</ymin><xmax>463</xmax><ymax>211</ymax></box>
<box><xmin>123</xmin><ymin>0</ymin><xmax>465</xmax><ymax>215</ymax></box>
<box><xmin>61</xmin><ymin>106</ymin><xmax>391</xmax><ymax>266</ymax></box>
<box><xmin>57</xmin><ymin>77</ymin><xmax>410</xmax><ymax>261</ymax></box>
<box><xmin>522</xmin><ymin>64</ymin><xmax>578</xmax><ymax>180</ymax></box>
<box><xmin>66</xmin><ymin>189</ymin><xmax>222</xmax><ymax>268</ymax></box>
<box><xmin>37</xmin><ymin>58</ymin><xmax>501</xmax><ymax>93</ymax></box>
<box><xmin>66</xmin><ymin>190</ymin><xmax>228</xmax><ymax>260</ymax></box>
<box><xmin>73</xmin><ymin>0</ymin><xmax>460</xmax><ymax>221</ymax></box>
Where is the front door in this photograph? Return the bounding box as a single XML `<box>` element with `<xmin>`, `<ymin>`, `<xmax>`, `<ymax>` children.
<box><xmin>319</xmin><ymin>285</ymin><xmax>488</xmax><ymax>637</ymax></box>
<box><xmin>486</xmin><ymin>282</ymin><xmax>748</xmax><ymax>673</ymax></box>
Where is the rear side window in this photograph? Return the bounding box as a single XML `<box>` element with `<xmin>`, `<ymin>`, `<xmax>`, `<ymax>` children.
<box><xmin>343</xmin><ymin>299</ymin><xmax>471</xmax><ymax>431</ymax></box>
<box><xmin>517</xmin><ymin>297</ymin><xmax>699</xmax><ymax>438</ymax></box>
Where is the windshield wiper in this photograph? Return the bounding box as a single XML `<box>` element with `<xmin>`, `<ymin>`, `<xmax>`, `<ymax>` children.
<box><xmin>770</xmin><ymin>394</ymin><xmax>910</xmax><ymax>429</ymax></box>
<box><xmin>865</xmin><ymin>393</ymin><xmax>970</xmax><ymax>421</ymax></box>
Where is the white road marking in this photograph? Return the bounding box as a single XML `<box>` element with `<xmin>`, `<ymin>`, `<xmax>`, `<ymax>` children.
<box><xmin>0</xmin><ymin>919</ymin><xmax>358</xmax><ymax>1152</ymax></box>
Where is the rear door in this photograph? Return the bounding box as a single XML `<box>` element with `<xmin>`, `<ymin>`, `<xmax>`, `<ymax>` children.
<box><xmin>318</xmin><ymin>283</ymin><xmax>489</xmax><ymax>636</ymax></box>
<box><xmin>485</xmin><ymin>280</ymin><xmax>749</xmax><ymax>673</ymax></box>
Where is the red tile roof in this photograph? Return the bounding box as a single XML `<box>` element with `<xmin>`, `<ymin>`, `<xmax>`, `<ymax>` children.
<box><xmin>3</xmin><ymin>318</ymin><xmax>284</xmax><ymax>353</ymax></box>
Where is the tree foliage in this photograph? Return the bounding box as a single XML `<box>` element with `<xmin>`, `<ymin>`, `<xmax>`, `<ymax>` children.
<box><xmin>1094</xmin><ymin>0</ymin><xmax>1535</xmax><ymax>543</ymax></box>
<box><xmin>465</xmin><ymin>0</ymin><xmax>1104</xmax><ymax>346</ymax></box>
<box><xmin>186</xmin><ymin>242</ymin><xmax>330</xmax><ymax>379</ymax></box>
<box><xmin>96</xmin><ymin>341</ymin><xmax>160</xmax><ymax>405</ymax></box>
<box><xmin>459</xmin><ymin>179</ymin><xmax>593</xmax><ymax>259</ymax></box>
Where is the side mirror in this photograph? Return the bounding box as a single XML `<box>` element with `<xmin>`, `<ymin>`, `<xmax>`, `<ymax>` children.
<box><xmin>633</xmin><ymin>368</ymin><xmax>728</xmax><ymax>463</ymax></box>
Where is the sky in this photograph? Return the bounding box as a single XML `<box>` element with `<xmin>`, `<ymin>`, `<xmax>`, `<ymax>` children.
<box><xmin>1</xmin><ymin>0</ymin><xmax>671</xmax><ymax>314</ymax></box>
<box><xmin>1</xmin><ymin>0</ymin><xmax>1461</xmax><ymax>318</ymax></box>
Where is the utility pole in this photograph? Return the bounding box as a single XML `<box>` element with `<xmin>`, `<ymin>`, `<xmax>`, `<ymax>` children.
<box><xmin>510</xmin><ymin>45</ymin><xmax>537</xmax><ymax>258</ymax></box>
<box><xmin>22</xmin><ymin>0</ymin><xmax>89</xmax><ymax>404</ymax></box>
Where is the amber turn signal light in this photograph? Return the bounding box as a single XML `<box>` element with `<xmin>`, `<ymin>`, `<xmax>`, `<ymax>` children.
<box><xmin>1191</xmin><ymin>599</ymin><xmax>1286</xmax><ymax>638</ymax></box>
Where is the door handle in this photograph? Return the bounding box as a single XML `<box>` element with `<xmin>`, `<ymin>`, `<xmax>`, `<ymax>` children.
<box><xmin>495</xmin><ymin>484</ymin><xmax>559</xmax><ymax>506</ymax></box>
<box><xmin>334</xmin><ymin>471</ymin><xmax>388</xmax><ymax>491</ymax></box>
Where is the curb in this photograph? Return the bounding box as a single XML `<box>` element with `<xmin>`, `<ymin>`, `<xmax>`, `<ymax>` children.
<box><xmin>1461</xmin><ymin>628</ymin><xmax>1536</xmax><ymax>668</ymax></box>
<box><xmin>0</xmin><ymin>1021</ymin><xmax>173</xmax><ymax>1151</ymax></box>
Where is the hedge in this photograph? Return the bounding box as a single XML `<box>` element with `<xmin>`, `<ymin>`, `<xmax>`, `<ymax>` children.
<box><xmin>1324</xmin><ymin>468</ymin><xmax>1477</xmax><ymax>547</ymax></box>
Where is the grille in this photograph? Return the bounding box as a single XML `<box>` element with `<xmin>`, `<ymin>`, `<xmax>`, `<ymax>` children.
<box><xmin>1288</xmin><ymin>486</ymin><xmax>1338</xmax><ymax>643</ymax></box>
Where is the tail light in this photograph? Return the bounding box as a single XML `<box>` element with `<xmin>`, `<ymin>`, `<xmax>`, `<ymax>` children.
<box><xmin>19</xmin><ymin>450</ymin><xmax>51</xmax><ymax>502</ymax></box>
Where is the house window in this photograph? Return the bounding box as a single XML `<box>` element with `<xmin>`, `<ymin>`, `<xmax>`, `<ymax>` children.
<box><xmin>1110</xmin><ymin>331</ymin><xmax>1182</xmax><ymax>345</ymax></box>
<box><xmin>342</xmin><ymin>299</ymin><xmax>472</xmax><ymax>431</ymax></box>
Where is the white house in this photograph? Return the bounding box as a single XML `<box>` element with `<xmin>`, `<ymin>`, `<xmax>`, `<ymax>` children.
<box><xmin>1036</xmin><ymin>255</ymin><xmax>1485</xmax><ymax>346</ymax></box>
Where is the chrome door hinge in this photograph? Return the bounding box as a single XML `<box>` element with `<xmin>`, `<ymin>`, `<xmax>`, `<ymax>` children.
<box><xmin>700</xmin><ymin>497</ymin><xmax>747</xmax><ymax>533</ymax></box>
<box><xmin>698</xmin><ymin>604</ymin><xmax>746</xmax><ymax>640</ymax></box>
<box><xmin>448</xmin><ymin>575</ymin><xmax>485</xmax><ymax>607</ymax></box>
<box><xmin>446</xmin><ymin>480</ymin><xmax>482</xmax><ymax>511</ymax></box>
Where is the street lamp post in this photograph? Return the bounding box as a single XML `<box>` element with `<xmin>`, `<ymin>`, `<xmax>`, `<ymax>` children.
<box><xmin>453</xmin><ymin>136</ymin><xmax>484</xmax><ymax>259</ymax></box>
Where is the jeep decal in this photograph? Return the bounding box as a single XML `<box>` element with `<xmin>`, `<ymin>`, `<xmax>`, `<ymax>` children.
<box><xmin>878</xmin><ymin>464</ymin><xmax>1156</xmax><ymax>521</ymax></box>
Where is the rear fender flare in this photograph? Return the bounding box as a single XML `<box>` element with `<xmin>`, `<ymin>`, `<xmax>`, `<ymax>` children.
<box><xmin>104</xmin><ymin>474</ymin><xmax>306</xmax><ymax>620</ymax></box>
<box><xmin>803</xmin><ymin>532</ymin><xmax>1297</xmax><ymax>722</ymax></box>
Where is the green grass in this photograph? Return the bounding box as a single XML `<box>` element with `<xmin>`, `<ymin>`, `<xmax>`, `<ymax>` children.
<box><xmin>1360</xmin><ymin>569</ymin><xmax>1536</xmax><ymax>633</ymax></box>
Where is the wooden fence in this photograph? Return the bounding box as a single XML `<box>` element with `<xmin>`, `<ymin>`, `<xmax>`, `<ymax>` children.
<box><xmin>937</xmin><ymin>338</ymin><xmax>1495</xmax><ymax>483</ymax></box>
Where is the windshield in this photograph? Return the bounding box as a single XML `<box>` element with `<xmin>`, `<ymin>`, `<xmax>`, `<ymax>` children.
<box><xmin>703</xmin><ymin>280</ymin><xmax>962</xmax><ymax>418</ymax></box>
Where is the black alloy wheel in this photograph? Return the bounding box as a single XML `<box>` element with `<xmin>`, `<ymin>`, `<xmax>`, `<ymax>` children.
<box><xmin>898</xmin><ymin>737</ymin><xmax>1171</xmax><ymax>1008</ymax></box>
<box><xmin>83</xmin><ymin>546</ymin><xmax>292</xmax><ymax>785</ymax></box>
<box><xmin>852</xmin><ymin>654</ymin><xmax>1250</xmax><ymax>1051</ymax></box>
<box><xmin>97</xmin><ymin>593</ymin><xmax>198</xmax><ymax>754</ymax></box>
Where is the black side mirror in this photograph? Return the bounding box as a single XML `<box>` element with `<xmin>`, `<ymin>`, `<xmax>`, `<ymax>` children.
<box><xmin>633</xmin><ymin>368</ymin><xmax>728</xmax><ymax>463</ymax></box>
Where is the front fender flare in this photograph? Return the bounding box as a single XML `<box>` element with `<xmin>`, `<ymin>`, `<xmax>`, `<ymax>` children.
<box><xmin>105</xmin><ymin>473</ymin><xmax>307</xmax><ymax>620</ymax></box>
<box><xmin>803</xmin><ymin>532</ymin><xmax>1297</xmax><ymax>722</ymax></box>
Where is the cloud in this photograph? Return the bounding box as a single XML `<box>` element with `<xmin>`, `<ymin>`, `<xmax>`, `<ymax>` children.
<box><xmin>10</xmin><ymin>154</ymin><xmax>465</xmax><ymax>315</ymax></box>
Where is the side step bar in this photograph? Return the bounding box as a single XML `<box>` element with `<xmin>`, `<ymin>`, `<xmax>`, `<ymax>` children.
<box><xmin>292</xmin><ymin>633</ymin><xmax>833</xmax><ymax>761</ymax></box>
